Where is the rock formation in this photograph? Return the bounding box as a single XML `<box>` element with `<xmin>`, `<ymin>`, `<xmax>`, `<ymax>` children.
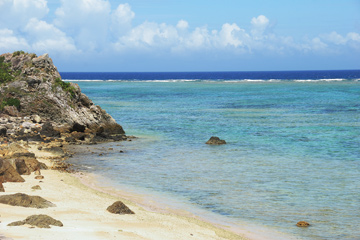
<box><xmin>0</xmin><ymin>193</ymin><xmax>56</xmax><ymax>208</ymax></box>
<box><xmin>206</xmin><ymin>136</ymin><xmax>227</xmax><ymax>145</ymax></box>
<box><xmin>296</xmin><ymin>221</ymin><xmax>310</xmax><ymax>227</ymax></box>
<box><xmin>0</xmin><ymin>51</ymin><xmax>126</xmax><ymax>142</ymax></box>
<box><xmin>8</xmin><ymin>214</ymin><xmax>63</xmax><ymax>228</ymax></box>
<box><xmin>107</xmin><ymin>201</ymin><xmax>135</xmax><ymax>214</ymax></box>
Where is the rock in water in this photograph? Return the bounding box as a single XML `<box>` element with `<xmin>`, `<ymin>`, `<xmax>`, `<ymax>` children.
<box><xmin>206</xmin><ymin>136</ymin><xmax>227</xmax><ymax>145</ymax></box>
<box><xmin>8</xmin><ymin>214</ymin><xmax>63</xmax><ymax>228</ymax></box>
<box><xmin>0</xmin><ymin>193</ymin><xmax>56</xmax><ymax>208</ymax></box>
<box><xmin>296</xmin><ymin>221</ymin><xmax>310</xmax><ymax>227</ymax></box>
<box><xmin>107</xmin><ymin>201</ymin><xmax>135</xmax><ymax>214</ymax></box>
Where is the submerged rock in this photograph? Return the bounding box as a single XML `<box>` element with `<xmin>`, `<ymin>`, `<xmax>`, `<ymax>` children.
<box><xmin>107</xmin><ymin>201</ymin><xmax>134</xmax><ymax>215</ymax></box>
<box><xmin>0</xmin><ymin>193</ymin><xmax>56</xmax><ymax>208</ymax></box>
<box><xmin>8</xmin><ymin>214</ymin><xmax>63</xmax><ymax>228</ymax></box>
<box><xmin>206</xmin><ymin>136</ymin><xmax>227</xmax><ymax>145</ymax></box>
<box><xmin>296</xmin><ymin>221</ymin><xmax>310</xmax><ymax>227</ymax></box>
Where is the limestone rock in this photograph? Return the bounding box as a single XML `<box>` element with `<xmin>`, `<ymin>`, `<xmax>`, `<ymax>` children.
<box><xmin>0</xmin><ymin>176</ymin><xmax>4</xmax><ymax>192</ymax></box>
<box><xmin>40</xmin><ymin>122</ymin><xmax>60</xmax><ymax>138</ymax></box>
<box><xmin>296</xmin><ymin>221</ymin><xmax>310</xmax><ymax>227</ymax></box>
<box><xmin>15</xmin><ymin>159</ymin><xmax>30</xmax><ymax>175</ymax></box>
<box><xmin>206</xmin><ymin>136</ymin><xmax>227</xmax><ymax>145</ymax></box>
<box><xmin>31</xmin><ymin>185</ymin><xmax>41</xmax><ymax>190</ymax></box>
<box><xmin>0</xmin><ymin>159</ymin><xmax>25</xmax><ymax>182</ymax></box>
<box><xmin>0</xmin><ymin>193</ymin><xmax>55</xmax><ymax>208</ymax></box>
<box><xmin>107</xmin><ymin>201</ymin><xmax>135</xmax><ymax>215</ymax></box>
<box><xmin>8</xmin><ymin>214</ymin><xmax>63</xmax><ymax>228</ymax></box>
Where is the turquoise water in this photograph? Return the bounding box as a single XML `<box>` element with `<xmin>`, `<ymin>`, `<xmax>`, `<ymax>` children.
<box><xmin>69</xmin><ymin>80</ymin><xmax>360</xmax><ymax>240</ymax></box>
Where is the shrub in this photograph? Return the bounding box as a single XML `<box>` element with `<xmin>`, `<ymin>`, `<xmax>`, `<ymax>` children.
<box><xmin>0</xmin><ymin>56</ymin><xmax>14</xmax><ymax>84</ymax></box>
<box><xmin>12</xmin><ymin>50</ymin><xmax>25</xmax><ymax>57</ymax></box>
<box><xmin>54</xmin><ymin>78</ymin><xmax>76</xmax><ymax>98</ymax></box>
<box><xmin>0</xmin><ymin>97</ymin><xmax>20</xmax><ymax>110</ymax></box>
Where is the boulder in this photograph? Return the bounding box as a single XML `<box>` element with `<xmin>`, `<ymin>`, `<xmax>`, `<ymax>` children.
<box><xmin>296</xmin><ymin>221</ymin><xmax>310</xmax><ymax>227</ymax></box>
<box><xmin>107</xmin><ymin>201</ymin><xmax>135</xmax><ymax>215</ymax></box>
<box><xmin>3</xmin><ymin>106</ymin><xmax>19</xmax><ymax>117</ymax></box>
<box><xmin>40</xmin><ymin>122</ymin><xmax>60</xmax><ymax>138</ymax></box>
<box><xmin>0</xmin><ymin>126</ymin><xmax>7</xmax><ymax>136</ymax></box>
<box><xmin>0</xmin><ymin>193</ymin><xmax>56</xmax><ymax>208</ymax></box>
<box><xmin>0</xmin><ymin>176</ymin><xmax>4</xmax><ymax>192</ymax></box>
<box><xmin>0</xmin><ymin>159</ymin><xmax>25</xmax><ymax>182</ymax></box>
<box><xmin>206</xmin><ymin>136</ymin><xmax>227</xmax><ymax>145</ymax></box>
<box><xmin>15</xmin><ymin>159</ymin><xmax>30</xmax><ymax>175</ymax></box>
<box><xmin>8</xmin><ymin>214</ymin><xmax>63</xmax><ymax>228</ymax></box>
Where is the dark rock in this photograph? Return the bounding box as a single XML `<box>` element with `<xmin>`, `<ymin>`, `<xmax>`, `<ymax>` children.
<box><xmin>35</xmin><ymin>175</ymin><xmax>44</xmax><ymax>180</ymax></box>
<box><xmin>296</xmin><ymin>221</ymin><xmax>310</xmax><ymax>227</ymax></box>
<box><xmin>15</xmin><ymin>159</ymin><xmax>30</xmax><ymax>175</ymax></box>
<box><xmin>206</xmin><ymin>136</ymin><xmax>227</xmax><ymax>145</ymax></box>
<box><xmin>0</xmin><ymin>127</ymin><xmax>7</xmax><ymax>136</ymax></box>
<box><xmin>0</xmin><ymin>193</ymin><xmax>55</xmax><ymax>208</ymax></box>
<box><xmin>40</xmin><ymin>122</ymin><xmax>60</xmax><ymax>138</ymax></box>
<box><xmin>71</xmin><ymin>122</ymin><xmax>86</xmax><ymax>133</ymax></box>
<box><xmin>8</xmin><ymin>214</ymin><xmax>63</xmax><ymax>228</ymax></box>
<box><xmin>107</xmin><ymin>201</ymin><xmax>135</xmax><ymax>215</ymax></box>
<box><xmin>0</xmin><ymin>176</ymin><xmax>4</xmax><ymax>192</ymax></box>
<box><xmin>0</xmin><ymin>159</ymin><xmax>25</xmax><ymax>182</ymax></box>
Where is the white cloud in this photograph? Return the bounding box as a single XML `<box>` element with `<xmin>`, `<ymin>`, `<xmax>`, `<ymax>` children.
<box><xmin>177</xmin><ymin>20</ymin><xmax>189</xmax><ymax>30</ymax></box>
<box><xmin>111</xmin><ymin>3</ymin><xmax>135</xmax><ymax>37</ymax></box>
<box><xmin>0</xmin><ymin>28</ymin><xmax>29</xmax><ymax>52</ymax></box>
<box><xmin>24</xmin><ymin>18</ymin><xmax>76</xmax><ymax>53</ymax></box>
<box><xmin>218</xmin><ymin>23</ymin><xmax>247</xmax><ymax>48</ymax></box>
<box><xmin>55</xmin><ymin>0</ymin><xmax>111</xmax><ymax>51</ymax></box>
<box><xmin>250</xmin><ymin>15</ymin><xmax>270</xmax><ymax>38</ymax></box>
<box><xmin>0</xmin><ymin>0</ymin><xmax>48</xmax><ymax>29</ymax></box>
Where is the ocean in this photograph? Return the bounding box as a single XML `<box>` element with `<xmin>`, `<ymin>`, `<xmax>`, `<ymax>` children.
<box><xmin>62</xmin><ymin>70</ymin><xmax>360</xmax><ymax>240</ymax></box>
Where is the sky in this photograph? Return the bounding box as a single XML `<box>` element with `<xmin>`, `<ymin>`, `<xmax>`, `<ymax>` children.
<box><xmin>0</xmin><ymin>0</ymin><xmax>360</xmax><ymax>72</ymax></box>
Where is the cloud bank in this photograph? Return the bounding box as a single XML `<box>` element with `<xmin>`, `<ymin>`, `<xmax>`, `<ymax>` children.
<box><xmin>0</xmin><ymin>0</ymin><xmax>359</xmax><ymax>70</ymax></box>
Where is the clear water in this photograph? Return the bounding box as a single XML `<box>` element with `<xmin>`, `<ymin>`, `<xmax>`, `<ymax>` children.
<box><xmin>64</xmin><ymin>72</ymin><xmax>360</xmax><ymax>240</ymax></box>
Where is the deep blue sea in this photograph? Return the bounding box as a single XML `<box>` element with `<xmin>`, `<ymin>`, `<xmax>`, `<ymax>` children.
<box><xmin>62</xmin><ymin>70</ymin><xmax>360</xmax><ymax>240</ymax></box>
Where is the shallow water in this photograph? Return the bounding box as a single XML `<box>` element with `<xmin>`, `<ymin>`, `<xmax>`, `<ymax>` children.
<box><xmin>67</xmin><ymin>79</ymin><xmax>360</xmax><ymax>240</ymax></box>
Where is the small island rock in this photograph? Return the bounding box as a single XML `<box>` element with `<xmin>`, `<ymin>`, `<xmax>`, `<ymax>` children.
<box><xmin>296</xmin><ymin>221</ymin><xmax>310</xmax><ymax>227</ymax></box>
<box><xmin>206</xmin><ymin>136</ymin><xmax>226</xmax><ymax>145</ymax></box>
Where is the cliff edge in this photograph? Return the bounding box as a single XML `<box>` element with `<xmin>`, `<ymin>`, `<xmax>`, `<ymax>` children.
<box><xmin>0</xmin><ymin>51</ymin><xmax>125</xmax><ymax>142</ymax></box>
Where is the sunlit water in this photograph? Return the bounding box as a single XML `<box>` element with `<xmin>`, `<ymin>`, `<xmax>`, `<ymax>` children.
<box><xmin>64</xmin><ymin>74</ymin><xmax>360</xmax><ymax>240</ymax></box>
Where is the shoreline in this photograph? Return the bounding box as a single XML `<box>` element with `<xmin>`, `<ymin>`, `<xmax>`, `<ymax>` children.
<box><xmin>0</xmin><ymin>142</ymin><xmax>251</xmax><ymax>240</ymax></box>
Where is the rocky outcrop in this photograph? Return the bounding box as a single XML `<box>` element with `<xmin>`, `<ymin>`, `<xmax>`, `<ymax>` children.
<box><xmin>0</xmin><ymin>193</ymin><xmax>56</xmax><ymax>208</ymax></box>
<box><xmin>8</xmin><ymin>214</ymin><xmax>63</xmax><ymax>228</ymax></box>
<box><xmin>107</xmin><ymin>201</ymin><xmax>135</xmax><ymax>214</ymax></box>
<box><xmin>296</xmin><ymin>221</ymin><xmax>310</xmax><ymax>227</ymax></box>
<box><xmin>0</xmin><ymin>158</ymin><xmax>25</xmax><ymax>182</ymax></box>
<box><xmin>0</xmin><ymin>52</ymin><xmax>126</xmax><ymax>141</ymax></box>
<box><xmin>206</xmin><ymin>136</ymin><xmax>227</xmax><ymax>145</ymax></box>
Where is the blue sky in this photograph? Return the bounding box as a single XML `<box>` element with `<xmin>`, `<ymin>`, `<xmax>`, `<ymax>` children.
<box><xmin>0</xmin><ymin>0</ymin><xmax>359</xmax><ymax>71</ymax></box>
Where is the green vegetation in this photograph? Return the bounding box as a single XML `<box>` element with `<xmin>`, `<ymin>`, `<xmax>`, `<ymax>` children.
<box><xmin>0</xmin><ymin>56</ymin><xmax>14</xmax><ymax>84</ymax></box>
<box><xmin>54</xmin><ymin>77</ymin><xmax>76</xmax><ymax>98</ymax></box>
<box><xmin>12</xmin><ymin>50</ymin><xmax>26</xmax><ymax>57</ymax></box>
<box><xmin>0</xmin><ymin>97</ymin><xmax>20</xmax><ymax>111</ymax></box>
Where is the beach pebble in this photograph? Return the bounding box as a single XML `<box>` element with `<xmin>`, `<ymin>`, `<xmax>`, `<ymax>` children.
<box><xmin>35</xmin><ymin>175</ymin><xmax>44</xmax><ymax>180</ymax></box>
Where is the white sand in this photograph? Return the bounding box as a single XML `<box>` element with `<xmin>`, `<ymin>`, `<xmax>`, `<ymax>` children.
<box><xmin>0</xmin><ymin>146</ymin><xmax>252</xmax><ymax>240</ymax></box>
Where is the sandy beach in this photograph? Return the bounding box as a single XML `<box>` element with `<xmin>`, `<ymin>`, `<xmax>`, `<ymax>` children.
<box><xmin>0</xmin><ymin>144</ymin><xmax>252</xmax><ymax>240</ymax></box>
